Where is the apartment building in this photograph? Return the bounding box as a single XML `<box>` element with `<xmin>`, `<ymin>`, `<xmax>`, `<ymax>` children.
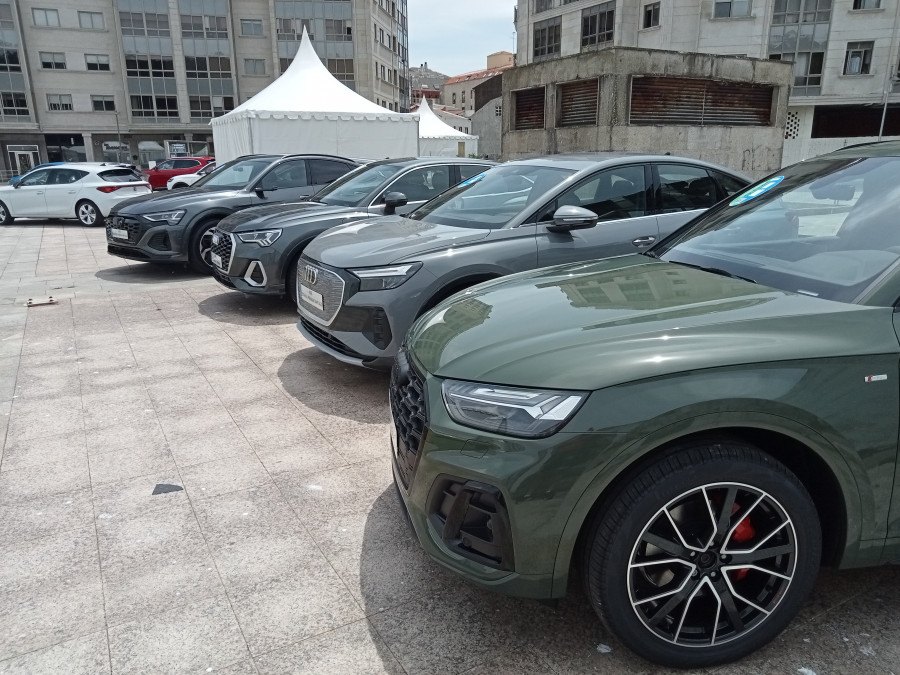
<box><xmin>0</xmin><ymin>0</ymin><xmax>409</xmax><ymax>176</ymax></box>
<box><xmin>441</xmin><ymin>51</ymin><xmax>514</xmax><ymax>117</ymax></box>
<box><xmin>515</xmin><ymin>0</ymin><xmax>900</xmax><ymax>164</ymax></box>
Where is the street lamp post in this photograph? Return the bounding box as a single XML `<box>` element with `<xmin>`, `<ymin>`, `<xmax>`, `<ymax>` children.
<box><xmin>114</xmin><ymin>111</ymin><xmax>123</xmax><ymax>163</ymax></box>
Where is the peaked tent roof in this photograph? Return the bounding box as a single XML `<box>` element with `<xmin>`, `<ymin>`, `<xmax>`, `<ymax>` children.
<box><xmin>415</xmin><ymin>97</ymin><xmax>476</xmax><ymax>140</ymax></box>
<box><xmin>224</xmin><ymin>28</ymin><xmax>394</xmax><ymax>117</ymax></box>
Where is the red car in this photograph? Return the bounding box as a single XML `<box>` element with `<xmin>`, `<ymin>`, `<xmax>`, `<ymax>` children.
<box><xmin>141</xmin><ymin>156</ymin><xmax>215</xmax><ymax>190</ymax></box>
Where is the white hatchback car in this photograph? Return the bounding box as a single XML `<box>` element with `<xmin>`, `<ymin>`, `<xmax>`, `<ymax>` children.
<box><xmin>0</xmin><ymin>163</ymin><xmax>151</xmax><ymax>226</ymax></box>
<box><xmin>166</xmin><ymin>161</ymin><xmax>216</xmax><ymax>190</ymax></box>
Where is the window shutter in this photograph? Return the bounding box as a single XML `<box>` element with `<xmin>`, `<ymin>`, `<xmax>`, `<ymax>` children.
<box><xmin>558</xmin><ymin>79</ymin><xmax>599</xmax><ymax>127</ymax></box>
<box><xmin>514</xmin><ymin>87</ymin><xmax>545</xmax><ymax>130</ymax></box>
<box><xmin>630</xmin><ymin>77</ymin><xmax>773</xmax><ymax>126</ymax></box>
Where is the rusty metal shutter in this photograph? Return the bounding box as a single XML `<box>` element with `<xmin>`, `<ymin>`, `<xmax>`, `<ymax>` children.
<box><xmin>558</xmin><ymin>79</ymin><xmax>599</xmax><ymax>127</ymax></box>
<box><xmin>630</xmin><ymin>77</ymin><xmax>773</xmax><ymax>127</ymax></box>
<box><xmin>514</xmin><ymin>87</ymin><xmax>545</xmax><ymax>130</ymax></box>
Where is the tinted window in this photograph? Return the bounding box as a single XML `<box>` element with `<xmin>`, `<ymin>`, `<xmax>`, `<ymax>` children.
<box><xmin>172</xmin><ymin>159</ymin><xmax>200</xmax><ymax>169</ymax></box>
<box><xmin>260</xmin><ymin>160</ymin><xmax>309</xmax><ymax>189</ymax></box>
<box><xmin>657</xmin><ymin>164</ymin><xmax>718</xmax><ymax>212</ymax></box>
<box><xmin>198</xmin><ymin>163</ymin><xmax>216</xmax><ymax>175</ymax></box>
<box><xmin>196</xmin><ymin>157</ymin><xmax>273</xmax><ymax>189</ymax></box>
<box><xmin>309</xmin><ymin>159</ymin><xmax>353</xmax><ymax>185</ymax></box>
<box><xmin>458</xmin><ymin>164</ymin><xmax>492</xmax><ymax>182</ymax></box>
<box><xmin>383</xmin><ymin>166</ymin><xmax>452</xmax><ymax>203</ymax></box>
<box><xmin>539</xmin><ymin>165</ymin><xmax>647</xmax><ymax>222</ymax></box>
<box><xmin>99</xmin><ymin>168</ymin><xmax>143</xmax><ymax>182</ymax></box>
<box><xmin>711</xmin><ymin>170</ymin><xmax>749</xmax><ymax>197</ymax></box>
<box><xmin>315</xmin><ymin>163</ymin><xmax>405</xmax><ymax>206</ymax></box>
<box><xmin>154</xmin><ymin>159</ymin><xmax>176</xmax><ymax>170</ymax></box>
<box><xmin>20</xmin><ymin>170</ymin><xmax>50</xmax><ymax>186</ymax></box>
<box><xmin>48</xmin><ymin>169</ymin><xmax>88</xmax><ymax>184</ymax></box>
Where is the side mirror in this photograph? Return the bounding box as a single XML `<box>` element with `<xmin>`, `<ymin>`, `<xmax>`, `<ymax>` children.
<box><xmin>12</xmin><ymin>182</ymin><xmax>21</xmax><ymax>189</ymax></box>
<box><xmin>383</xmin><ymin>191</ymin><xmax>408</xmax><ymax>215</ymax></box>
<box><xmin>546</xmin><ymin>205</ymin><xmax>599</xmax><ymax>232</ymax></box>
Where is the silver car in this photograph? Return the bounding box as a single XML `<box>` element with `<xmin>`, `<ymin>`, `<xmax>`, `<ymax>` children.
<box><xmin>296</xmin><ymin>153</ymin><xmax>750</xmax><ymax>370</ymax></box>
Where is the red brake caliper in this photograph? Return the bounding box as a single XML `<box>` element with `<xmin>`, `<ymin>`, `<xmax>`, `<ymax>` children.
<box><xmin>730</xmin><ymin>503</ymin><xmax>755</xmax><ymax>581</ymax></box>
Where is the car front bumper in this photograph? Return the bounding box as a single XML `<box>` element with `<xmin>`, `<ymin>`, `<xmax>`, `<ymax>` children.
<box><xmin>209</xmin><ymin>230</ymin><xmax>286</xmax><ymax>296</ymax></box>
<box><xmin>105</xmin><ymin>213</ymin><xmax>188</xmax><ymax>263</ymax></box>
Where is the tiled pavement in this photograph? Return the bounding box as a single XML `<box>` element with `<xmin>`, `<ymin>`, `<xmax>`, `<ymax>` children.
<box><xmin>1</xmin><ymin>220</ymin><xmax>899</xmax><ymax>675</ymax></box>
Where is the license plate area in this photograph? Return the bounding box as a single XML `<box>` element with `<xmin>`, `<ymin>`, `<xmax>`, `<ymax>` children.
<box><xmin>300</xmin><ymin>284</ymin><xmax>324</xmax><ymax>310</ymax></box>
<box><xmin>110</xmin><ymin>228</ymin><xmax>128</xmax><ymax>240</ymax></box>
<box><xmin>210</xmin><ymin>252</ymin><xmax>223</xmax><ymax>269</ymax></box>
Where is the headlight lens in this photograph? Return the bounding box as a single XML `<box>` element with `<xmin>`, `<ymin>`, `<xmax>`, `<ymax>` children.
<box><xmin>237</xmin><ymin>229</ymin><xmax>282</xmax><ymax>246</ymax></box>
<box><xmin>144</xmin><ymin>210</ymin><xmax>185</xmax><ymax>224</ymax></box>
<box><xmin>350</xmin><ymin>262</ymin><xmax>422</xmax><ymax>291</ymax></box>
<box><xmin>442</xmin><ymin>379</ymin><xmax>587</xmax><ymax>438</ymax></box>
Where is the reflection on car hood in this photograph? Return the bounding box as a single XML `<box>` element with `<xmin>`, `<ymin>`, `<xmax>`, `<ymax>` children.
<box><xmin>217</xmin><ymin>202</ymin><xmax>362</xmax><ymax>233</ymax></box>
<box><xmin>408</xmin><ymin>255</ymin><xmax>898</xmax><ymax>391</ymax></box>
<box><xmin>304</xmin><ymin>216</ymin><xmax>491</xmax><ymax>267</ymax></box>
<box><xmin>112</xmin><ymin>187</ymin><xmax>242</xmax><ymax>214</ymax></box>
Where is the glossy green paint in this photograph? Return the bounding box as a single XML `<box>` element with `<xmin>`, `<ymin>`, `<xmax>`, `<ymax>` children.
<box><xmin>400</xmin><ymin>255</ymin><xmax>900</xmax><ymax>598</ymax></box>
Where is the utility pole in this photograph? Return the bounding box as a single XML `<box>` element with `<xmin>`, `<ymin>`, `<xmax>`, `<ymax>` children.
<box><xmin>114</xmin><ymin>111</ymin><xmax>123</xmax><ymax>163</ymax></box>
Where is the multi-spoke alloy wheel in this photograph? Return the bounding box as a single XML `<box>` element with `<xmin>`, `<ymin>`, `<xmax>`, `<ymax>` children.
<box><xmin>584</xmin><ymin>442</ymin><xmax>821</xmax><ymax>668</ymax></box>
<box><xmin>189</xmin><ymin>220</ymin><xmax>221</xmax><ymax>273</ymax></box>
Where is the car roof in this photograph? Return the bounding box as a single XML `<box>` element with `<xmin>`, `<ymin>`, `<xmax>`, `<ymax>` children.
<box><xmin>349</xmin><ymin>157</ymin><xmax>496</xmax><ymax>170</ymax></box>
<box><xmin>819</xmin><ymin>140</ymin><xmax>900</xmax><ymax>159</ymax></box>
<box><xmin>161</xmin><ymin>156</ymin><xmax>213</xmax><ymax>161</ymax></box>
<box><xmin>504</xmin><ymin>152</ymin><xmax>745</xmax><ymax>175</ymax></box>
<box><xmin>38</xmin><ymin>163</ymin><xmax>136</xmax><ymax>171</ymax></box>
<box><xmin>233</xmin><ymin>154</ymin><xmax>362</xmax><ymax>162</ymax></box>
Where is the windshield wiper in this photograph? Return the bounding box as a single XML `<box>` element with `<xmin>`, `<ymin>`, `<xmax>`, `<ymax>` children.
<box><xmin>672</xmin><ymin>261</ymin><xmax>757</xmax><ymax>284</ymax></box>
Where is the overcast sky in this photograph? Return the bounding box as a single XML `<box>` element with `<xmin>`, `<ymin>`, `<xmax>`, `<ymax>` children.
<box><xmin>407</xmin><ymin>0</ymin><xmax>518</xmax><ymax>76</ymax></box>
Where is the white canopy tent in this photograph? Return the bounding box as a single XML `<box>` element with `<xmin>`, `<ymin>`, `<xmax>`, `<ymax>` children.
<box><xmin>415</xmin><ymin>97</ymin><xmax>478</xmax><ymax>157</ymax></box>
<box><xmin>210</xmin><ymin>28</ymin><xmax>419</xmax><ymax>162</ymax></box>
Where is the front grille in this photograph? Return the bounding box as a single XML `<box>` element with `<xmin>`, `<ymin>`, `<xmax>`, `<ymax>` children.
<box><xmin>210</xmin><ymin>230</ymin><xmax>233</xmax><ymax>272</ymax></box>
<box><xmin>106</xmin><ymin>216</ymin><xmax>142</xmax><ymax>244</ymax></box>
<box><xmin>390</xmin><ymin>349</ymin><xmax>427</xmax><ymax>489</ymax></box>
<box><xmin>300</xmin><ymin>318</ymin><xmax>364</xmax><ymax>360</ymax></box>
<box><xmin>298</xmin><ymin>261</ymin><xmax>345</xmax><ymax>325</ymax></box>
<box><xmin>213</xmin><ymin>268</ymin><xmax>236</xmax><ymax>288</ymax></box>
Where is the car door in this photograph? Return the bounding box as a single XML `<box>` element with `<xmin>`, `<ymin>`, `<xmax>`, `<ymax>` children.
<box><xmin>368</xmin><ymin>165</ymin><xmax>455</xmax><ymax>216</ymax></box>
<box><xmin>308</xmin><ymin>159</ymin><xmax>356</xmax><ymax>193</ymax></box>
<box><xmin>249</xmin><ymin>159</ymin><xmax>314</xmax><ymax>204</ymax></box>
<box><xmin>652</xmin><ymin>163</ymin><xmax>723</xmax><ymax>238</ymax></box>
<box><xmin>42</xmin><ymin>168</ymin><xmax>90</xmax><ymax>216</ymax></box>
<box><xmin>147</xmin><ymin>159</ymin><xmax>176</xmax><ymax>188</ymax></box>
<box><xmin>535</xmin><ymin>164</ymin><xmax>659</xmax><ymax>267</ymax></box>
<box><xmin>7</xmin><ymin>168</ymin><xmax>50</xmax><ymax>216</ymax></box>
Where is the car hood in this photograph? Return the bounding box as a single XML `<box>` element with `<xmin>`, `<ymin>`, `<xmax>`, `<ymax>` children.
<box><xmin>216</xmin><ymin>202</ymin><xmax>361</xmax><ymax>233</ymax></box>
<box><xmin>113</xmin><ymin>187</ymin><xmax>243</xmax><ymax>214</ymax></box>
<box><xmin>408</xmin><ymin>255</ymin><xmax>899</xmax><ymax>391</ymax></box>
<box><xmin>304</xmin><ymin>216</ymin><xmax>491</xmax><ymax>267</ymax></box>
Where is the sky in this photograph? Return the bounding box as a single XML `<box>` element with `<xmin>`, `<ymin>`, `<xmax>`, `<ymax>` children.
<box><xmin>406</xmin><ymin>0</ymin><xmax>518</xmax><ymax>76</ymax></box>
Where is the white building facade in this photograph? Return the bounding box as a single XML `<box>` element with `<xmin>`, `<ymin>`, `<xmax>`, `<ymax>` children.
<box><xmin>516</xmin><ymin>0</ymin><xmax>900</xmax><ymax>165</ymax></box>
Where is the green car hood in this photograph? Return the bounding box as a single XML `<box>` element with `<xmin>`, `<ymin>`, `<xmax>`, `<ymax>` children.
<box><xmin>408</xmin><ymin>255</ymin><xmax>899</xmax><ymax>391</ymax></box>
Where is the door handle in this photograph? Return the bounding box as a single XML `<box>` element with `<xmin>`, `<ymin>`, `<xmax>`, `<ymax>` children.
<box><xmin>68</xmin><ymin>190</ymin><xmax>76</xmax><ymax>194</ymax></box>
<box><xmin>632</xmin><ymin>236</ymin><xmax>656</xmax><ymax>247</ymax></box>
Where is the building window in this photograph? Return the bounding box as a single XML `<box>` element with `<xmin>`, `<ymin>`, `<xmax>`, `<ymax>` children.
<box><xmin>325</xmin><ymin>19</ymin><xmax>351</xmax><ymax>41</ymax></box>
<box><xmin>714</xmin><ymin>0</ymin><xmax>751</xmax><ymax>17</ymax></box>
<box><xmin>91</xmin><ymin>95</ymin><xmax>115</xmax><ymax>112</ymax></box>
<box><xmin>643</xmin><ymin>2</ymin><xmax>661</xmax><ymax>28</ymax></box>
<box><xmin>180</xmin><ymin>15</ymin><xmax>227</xmax><ymax>38</ymax></box>
<box><xmin>189</xmin><ymin>95</ymin><xmax>234</xmax><ymax>120</ymax></box>
<box><xmin>852</xmin><ymin>0</ymin><xmax>880</xmax><ymax>8</ymax></box>
<box><xmin>0</xmin><ymin>49</ymin><xmax>20</xmax><ymax>72</ymax></box>
<box><xmin>769</xmin><ymin>0</ymin><xmax>831</xmax><ymax>96</ymax></box>
<box><xmin>185</xmin><ymin>56</ymin><xmax>231</xmax><ymax>79</ymax></box>
<box><xmin>119</xmin><ymin>12</ymin><xmax>170</xmax><ymax>37</ymax></box>
<box><xmin>327</xmin><ymin>58</ymin><xmax>354</xmax><ymax>82</ymax></box>
<box><xmin>130</xmin><ymin>95</ymin><xmax>178</xmax><ymax>118</ymax></box>
<box><xmin>582</xmin><ymin>2</ymin><xmax>615</xmax><ymax>47</ymax></box>
<box><xmin>279</xmin><ymin>57</ymin><xmax>291</xmax><ymax>73</ymax></box>
<box><xmin>0</xmin><ymin>4</ymin><xmax>14</xmax><ymax>30</ymax></box>
<box><xmin>452</xmin><ymin>92</ymin><xmax>457</xmax><ymax>104</ymax></box>
<box><xmin>125</xmin><ymin>55</ymin><xmax>175</xmax><ymax>78</ymax></box>
<box><xmin>558</xmin><ymin>79</ymin><xmax>600</xmax><ymax>127</ymax></box>
<box><xmin>495</xmin><ymin>104</ymin><xmax>502</xmax><ymax>116</ymax></box>
<box><xmin>47</xmin><ymin>94</ymin><xmax>73</xmax><ymax>111</ymax></box>
<box><xmin>32</xmin><ymin>8</ymin><xmax>60</xmax><ymax>27</ymax></box>
<box><xmin>535</xmin><ymin>0</ymin><xmax>554</xmax><ymax>11</ymax></box>
<box><xmin>1</xmin><ymin>91</ymin><xmax>28</xmax><ymax>116</ymax></box>
<box><xmin>241</xmin><ymin>19</ymin><xmax>262</xmax><ymax>36</ymax></box>
<box><xmin>844</xmin><ymin>41</ymin><xmax>873</xmax><ymax>75</ymax></box>
<box><xmin>514</xmin><ymin>87</ymin><xmax>546</xmax><ymax>130</ymax></box>
<box><xmin>244</xmin><ymin>58</ymin><xmax>265</xmax><ymax>75</ymax></box>
<box><xmin>40</xmin><ymin>52</ymin><xmax>66</xmax><ymax>69</ymax></box>
<box><xmin>276</xmin><ymin>18</ymin><xmax>310</xmax><ymax>40</ymax></box>
<box><xmin>85</xmin><ymin>54</ymin><xmax>110</xmax><ymax>71</ymax></box>
<box><xmin>78</xmin><ymin>11</ymin><xmax>105</xmax><ymax>30</ymax></box>
<box><xmin>462</xmin><ymin>90</ymin><xmax>466</xmax><ymax>103</ymax></box>
<box><xmin>533</xmin><ymin>17</ymin><xmax>562</xmax><ymax>60</ymax></box>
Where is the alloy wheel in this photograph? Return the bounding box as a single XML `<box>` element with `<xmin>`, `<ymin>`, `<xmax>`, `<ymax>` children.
<box><xmin>78</xmin><ymin>203</ymin><xmax>97</xmax><ymax>225</ymax></box>
<box><xmin>198</xmin><ymin>224</ymin><xmax>216</xmax><ymax>268</ymax></box>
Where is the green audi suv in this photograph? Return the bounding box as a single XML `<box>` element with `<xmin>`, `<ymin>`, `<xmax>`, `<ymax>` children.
<box><xmin>390</xmin><ymin>141</ymin><xmax>900</xmax><ymax>667</ymax></box>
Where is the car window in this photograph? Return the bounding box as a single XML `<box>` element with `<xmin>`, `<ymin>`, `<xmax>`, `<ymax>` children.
<box><xmin>309</xmin><ymin>159</ymin><xmax>353</xmax><ymax>185</ymax></box>
<box><xmin>199</xmin><ymin>163</ymin><xmax>216</xmax><ymax>175</ymax></box>
<box><xmin>538</xmin><ymin>165</ymin><xmax>647</xmax><ymax>223</ymax></box>
<box><xmin>48</xmin><ymin>169</ymin><xmax>88</xmax><ymax>184</ymax></box>
<box><xmin>196</xmin><ymin>157</ymin><xmax>273</xmax><ymax>189</ymax></box>
<box><xmin>382</xmin><ymin>166</ymin><xmax>452</xmax><ymax>203</ymax></box>
<box><xmin>19</xmin><ymin>169</ymin><xmax>50</xmax><ymax>186</ymax></box>
<box><xmin>172</xmin><ymin>159</ymin><xmax>200</xmax><ymax>169</ymax></box>
<box><xmin>260</xmin><ymin>160</ymin><xmax>309</xmax><ymax>190</ymax></box>
<box><xmin>710</xmin><ymin>170</ymin><xmax>748</xmax><ymax>197</ymax></box>
<box><xmin>458</xmin><ymin>164</ymin><xmax>491</xmax><ymax>182</ymax></box>
<box><xmin>315</xmin><ymin>163</ymin><xmax>405</xmax><ymax>206</ymax></box>
<box><xmin>99</xmin><ymin>168</ymin><xmax>143</xmax><ymax>182</ymax></box>
<box><xmin>657</xmin><ymin>164</ymin><xmax>718</xmax><ymax>212</ymax></box>
<box><xmin>154</xmin><ymin>160</ymin><xmax>176</xmax><ymax>171</ymax></box>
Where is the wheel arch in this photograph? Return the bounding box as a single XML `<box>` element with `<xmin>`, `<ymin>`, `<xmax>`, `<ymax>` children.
<box><xmin>418</xmin><ymin>273</ymin><xmax>503</xmax><ymax>317</ymax></box>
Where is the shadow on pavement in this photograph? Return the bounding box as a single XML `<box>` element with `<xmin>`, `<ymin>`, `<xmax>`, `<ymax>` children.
<box><xmin>197</xmin><ymin>292</ymin><xmax>297</xmax><ymax>326</ymax></box>
<box><xmin>95</xmin><ymin>263</ymin><xmax>206</xmax><ymax>284</ymax></box>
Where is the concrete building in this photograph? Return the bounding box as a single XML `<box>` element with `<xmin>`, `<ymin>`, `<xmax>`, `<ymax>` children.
<box><xmin>515</xmin><ymin>0</ymin><xmax>900</xmax><ymax>165</ymax></box>
<box><xmin>441</xmin><ymin>51</ymin><xmax>513</xmax><ymax>116</ymax></box>
<box><xmin>0</xmin><ymin>0</ymin><xmax>409</xmax><ymax>177</ymax></box>
<box><xmin>470</xmin><ymin>71</ymin><xmax>504</xmax><ymax>158</ymax></box>
<box><xmin>410</xmin><ymin>61</ymin><xmax>447</xmax><ymax>102</ymax></box>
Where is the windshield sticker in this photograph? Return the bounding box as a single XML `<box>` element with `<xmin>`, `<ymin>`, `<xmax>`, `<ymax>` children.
<box><xmin>729</xmin><ymin>176</ymin><xmax>785</xmax><ymax>206</ymax></box>
<box><xmin>458</xmin><ymin>172</ymin><xmax>485</xmax><ymax>187</ymax></box>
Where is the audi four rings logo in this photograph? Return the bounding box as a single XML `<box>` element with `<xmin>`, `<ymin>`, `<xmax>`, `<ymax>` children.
<box><xmin>304</xmin><ymin>265</ymin><xmax>318</xmax><ymax>285</ymax></box>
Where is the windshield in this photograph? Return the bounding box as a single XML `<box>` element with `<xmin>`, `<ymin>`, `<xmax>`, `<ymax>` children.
<box><xmin>193</xmin><ymin>157</ymin><xmax>273</xmax><ymax>189</ymax></box>
<box><xmin>313</xmin><ymin>163</ymin><xmax>404</xmax><ymax>206</ymax></box>
<box><xmin>410</xmin><ymin>164</ymin><xmax>575</xmax><ymax>229</ymax></box>
<box><xmin>655</xmin><ymin>155</ymin><xmax>900</xmax><ymax>303</ymax></box>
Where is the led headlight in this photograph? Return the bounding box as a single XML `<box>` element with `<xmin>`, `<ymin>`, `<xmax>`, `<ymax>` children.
<box><xmin>442</xmin><ymin>379</ymin><xmax>587</xmax><ymax>438</ymax></box>
<box><xmin>350</xmin><ymin>262</ymin><xmax>422</xmax><ymax>291</ymax></box>
<box><xmin>143</xmin><ymin>210</ymin><xmax>185</xmax><ymax>224</ymax></box>
<box><xmin>237</xmin><ymin>229</ymin><xmax>282</xmax><ymax>246</ymax></box>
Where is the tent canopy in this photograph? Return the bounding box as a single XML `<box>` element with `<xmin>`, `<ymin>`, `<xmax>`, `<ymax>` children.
<box><xmin>415</xmin><ymin>97</ymin><xmax>478</xmax><ymax>157</ymax></box>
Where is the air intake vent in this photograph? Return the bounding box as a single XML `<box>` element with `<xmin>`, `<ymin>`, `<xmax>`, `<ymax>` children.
<box><xmin>630</xmin><ymin>77</ymin><xmax>774</xmax><ymax>127</ymax></box>
<box><xmin>514</xmin><ymin>87</ymin><xmax>546</xmax><ymax>130</ymax></box>
<box><xmin>558</xmin><ymin>79</ymin><xmax>599</xmax><ymax>127</ymax></box>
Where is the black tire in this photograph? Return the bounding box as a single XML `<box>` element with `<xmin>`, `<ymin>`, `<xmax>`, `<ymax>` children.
<box><xmin>0</xmin><ymin>200</ymin><xmax>12</xmax><ymax>225</ymax></box>
<box><xmin>188</xmin><ymin>219</ymin><xmax>221</xmax><ymax>274</ymax></box>
<box><xmin>76</xmin><ymin>200</ymin><xmax>104</xmax><ymax>227</ymax></box>
<box><xmin>583</xmin><ymin>441</ymin><xmax>821</xmax><ymax>668</ymax></box>
<box><xmin>171</xmin><ymin>183</ymin><xmax>187</xmax><ymax>189</ymax></box>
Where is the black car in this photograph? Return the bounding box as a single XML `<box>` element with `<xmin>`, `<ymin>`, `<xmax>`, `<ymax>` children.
<box><xmin>209</xmin><ymin>157</ymin><xmax>494</xmax><ymax>298</ymax></box>
<box><xmin>106</xmin><ymin>154</ymin><xmax>359</xmax><ymax>272</ymax></box>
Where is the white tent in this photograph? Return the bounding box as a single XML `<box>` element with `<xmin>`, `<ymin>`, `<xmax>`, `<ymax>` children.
<box><xmin>415</xmin><ymin>97</ymin><xmax>479</xmax><ymax>157</ymax></box>
<box><xmin>210</xmin><ymin>28</ymin><xmax>419</xmax><ymax>162</ymax></box>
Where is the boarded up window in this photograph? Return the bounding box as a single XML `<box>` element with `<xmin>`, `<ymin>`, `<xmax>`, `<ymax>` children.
<box><xmin>514</xmin><ymin>87</ymin><xmax>545</xmax><ymax>130</ymax></box>
<box><xmin>558</xmin><ymin>79</ymin><xmax>599</xmax><ymax>127</ymax></box>
<box><xmin>630</xmin><ymin>77</ymin><xmax>774</xmax><ymax>127</ymax></box>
